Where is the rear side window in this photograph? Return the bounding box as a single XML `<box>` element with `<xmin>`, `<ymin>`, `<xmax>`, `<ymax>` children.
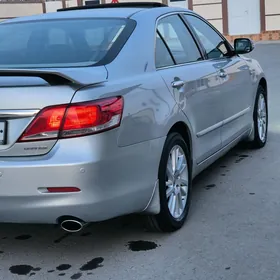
<box><xmin>155</xmin><ymin>33</ymin><xmax>175</xmax><ymax>68</ymax></box>
<box><xmin>0</xmin><ymin>18</ymin><xmax>132</xmax><ymax>68</ymax></box>
<box><xmin>156</xmin><ymin>15</ymin><xmax>202</xmax><ymax>66</ymax></box>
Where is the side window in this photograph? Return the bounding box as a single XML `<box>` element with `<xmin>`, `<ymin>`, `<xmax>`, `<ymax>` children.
<box><xmin>156</xmin><ymin>15</ymin><xmax>202</xmax><ymax>65</ymax></box>
<box><xmin>155</xmin><ymin>33</ymin><xmax>175</xmax><ymax>68</ymax></box>
<box><xmin>185</xmin><ymin>15</ymin><xmax>231</xmax><ymax>59</ymax></box>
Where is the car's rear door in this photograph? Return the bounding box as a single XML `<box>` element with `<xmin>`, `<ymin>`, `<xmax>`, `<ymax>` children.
<box><xmin>184</xmin><ymin>14</ymin><xmax>253</xmax><ymax>147</ymax></box>
<box><xmin>156</xmin><ymin>14</ymin><xmax>223</xmax><ymax>164</ymax></box>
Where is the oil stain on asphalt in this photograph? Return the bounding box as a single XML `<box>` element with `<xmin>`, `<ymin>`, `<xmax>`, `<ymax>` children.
<box><xmin>9</xmin><ymin>258</ymin><xmax>104</xmax><ymax>277</ymax></box>
<box><xmin>235</xmin><ymin>154</ymin><xmax>250</xmax><ymax>163</ymax></box>
<box><xmin>56</xmin><ymin>264</ymin><xmax>71</xmax><ymax>271</ymax></box>
<box><xmin>80</xmin><ymin>257</ymin><xmax>104</xmax><ymax>271</ymax></box>
<box><xmin>68</xmin><ymin>257</ymin><xmax>105</xmax><ymax>279</ymax></box>
<box><xmin>9</xmin><ymin>265</ymin><xmax>35</xmax><ymax>275</ymax></box>
<box><xmin>32</xmin><ymin>267</ymin><xmax>41</xmax><ymax>272</ymax></box>
<box><xmin>15</xmin><ymin>234</ymin><xmax>32</xmax><ymax>240</ymax></box>
<box><xmin>127</xmin><ymin>241</ymin><xmax>158</xmax><ymax>251</ymax></box>
<box><xmin>204</xmin><ymin>184</ymin><xmax>216</xmax><ymax>190</ymax></box>
<box><xmin>54</xmin><ymin>233</ymin><xmax>71</xmax><ymax>244</ymax></box>
<box><xmin>71</xmin><ymin>272</ymin><xmax>82</xmax><ymax>279</ymax></box>
<box><xmin>81</xmin><ymin>232</ymin><xmax>92</xmax><ymax>237</ymax></box>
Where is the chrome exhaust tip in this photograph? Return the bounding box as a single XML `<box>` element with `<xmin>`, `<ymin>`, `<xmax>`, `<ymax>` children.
<box><xmin>60</xmin><ymin>218</ymin><xmax>85</xmax><ymax>233</ymax></box>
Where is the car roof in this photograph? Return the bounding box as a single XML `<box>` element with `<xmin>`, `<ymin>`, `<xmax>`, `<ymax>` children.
<box><xmin>1</xmin><ymin>3</ymin><xmax>192</xmax><ymax>24</ymax></box>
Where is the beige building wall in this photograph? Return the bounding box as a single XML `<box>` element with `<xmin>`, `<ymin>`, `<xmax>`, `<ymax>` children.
<box><xmin>0</xmin><ymin>3</ymin><xmax>43</xmax><ymax>20</ymax></box>
<box><xmin>193</xmin><ymin>0</ymin><xmax>220</xmax><ymax>3</ymax></box>
<box><xmin>192</xmin><ymin>0</ymin><xmax>223</xmax><ymax>33</ymax></box>
<box><xmin>46</xmin><ymin>1</ymin><xmax>63</xmax><ymax>13</ymax></box>
<box><xmin>104</xmin><ymin>0</ymin><xmax>161</xmax><ymax>3</ymax></box>
<box><xmin>66</xmin><ymin>0</ymin><xmax>79</xmax><ymax>8</ymax></box>
<box><xmin>45</xmin><ymin>0</ymin><xmax>78</xmax><ymax>13</ymax></box>
<box><xmin>0</xmin><ymin>0</ymin><xmax>280</xmax><ymax>40</ymax></box>
<box><xmin>265</xmin><ymin>0</ymin><xmax>280</xmax><ymax>31</ymax></box>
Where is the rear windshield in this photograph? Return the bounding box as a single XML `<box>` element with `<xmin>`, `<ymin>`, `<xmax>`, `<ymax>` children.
<box><xmin>0</xmin><ymin>18</ymin><xmax>129</xmax><ymax>68</ymax></box>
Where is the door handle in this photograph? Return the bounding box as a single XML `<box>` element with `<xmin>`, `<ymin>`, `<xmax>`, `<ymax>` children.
<box><xmin>171</xmin><ymin>80</ymin><xmax>185</xmax><ymax>88</ymax></box>
<box><xmin>218</xmin><ymin>70</ymin><xmax>228</xmax><ymax>78</ymax></box>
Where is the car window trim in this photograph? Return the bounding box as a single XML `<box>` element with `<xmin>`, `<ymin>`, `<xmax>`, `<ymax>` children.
<box><xmin>154</xmin><ymin>12</ymin><xmax>205</xmax><ymax>70</ymax></box>
<box><xmin>156</xmin><ymin>30</ymin><xmax>176</xmax><ymax>66</ymax></box>
<box><xmin>95</xmin><ymin>18</ymin><xmax>137</xmax><ymax>66</ymax></box>
<box><xmin>178</xmin><ymin>13</ymin><xmax>208</xmax><ymax>59</ymax></box>
<box><xmin>177</xmin><ymin>13</ymin><xmax>206</xmax><ymax>60</ymax></box>
<box><xmin>182</xmin><ymin>13</ymin><xmax>236</xmax><ymax>61</ymax></box>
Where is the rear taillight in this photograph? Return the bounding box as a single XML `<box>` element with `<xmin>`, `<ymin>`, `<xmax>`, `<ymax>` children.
<box><xmin>18</xmin><ymin>97</ymin><xmax>123</xmax><ymax>142</ymax></box>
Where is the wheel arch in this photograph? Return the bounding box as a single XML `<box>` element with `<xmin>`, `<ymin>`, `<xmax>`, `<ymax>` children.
<box><xmin>167</xmin><ymin>121</ymin><xmax>193</xmax><ymax>163</ymax></box>
<box><xmin>143</xmin><ymin>121</ymin><xmax>194</xmax><ymax>216</ymax></box>
<box><xmin>259</xmin><ymin>77</ymin><xmax>267</xmax><ymax>96</ymax></box>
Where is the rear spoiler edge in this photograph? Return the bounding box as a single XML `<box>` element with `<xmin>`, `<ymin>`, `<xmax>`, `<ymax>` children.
<box><xmin>0</xmin><ymin>67</ymin><xmax>108</xmax><ymax>86</ymax></box>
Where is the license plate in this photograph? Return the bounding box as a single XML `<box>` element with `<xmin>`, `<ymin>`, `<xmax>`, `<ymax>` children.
<box><xmin>0</xmin><ymin>121</ymin><xmax>7</xmax><ymax>145</ymax></box>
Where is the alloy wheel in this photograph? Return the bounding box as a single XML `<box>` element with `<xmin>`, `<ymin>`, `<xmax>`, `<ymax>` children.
<box><xmin>165</xmin><ymin>145</ymin><xmax>189</xmax><ymax>219</ymax></box>
<box><xmin>257</xmin><ymin>93</ymin><xmax>267</xmax><ymax>143</ymax></box>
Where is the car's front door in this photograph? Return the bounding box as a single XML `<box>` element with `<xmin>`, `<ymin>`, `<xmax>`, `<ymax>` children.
<box><xmin>184</xmin><ymin>14</ymin><xmax>254</xmax><ymax>146</ymax></box>
<box><xmin>155</xmin><ymin>14</ymin><xmax>223</xmax><ymax>164</ymax></box>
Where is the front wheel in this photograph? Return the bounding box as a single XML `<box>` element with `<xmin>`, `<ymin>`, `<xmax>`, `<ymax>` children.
<box><xmin>147</xmin><ymin>133</ymin><xmax>192</xmax><ymax>232</ymax></box>
<box><xmin>249</xmin><ymin>85</ymin><xmax>268</xmax><ymax>149</ymax></box>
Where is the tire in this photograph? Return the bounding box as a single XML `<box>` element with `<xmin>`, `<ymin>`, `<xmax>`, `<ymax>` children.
<box><xmin>147</xmin><ymin>133</ymin><xmax>192</xmax><ymax>232</ymax></box>
<box><xmin>249</xmin><ymin>85</ymin><xmax>268</xmax><ymax>149</ymax></box>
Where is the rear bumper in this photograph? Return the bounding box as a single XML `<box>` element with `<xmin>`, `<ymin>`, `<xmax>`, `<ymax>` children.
<box><xmin>0</xmin><ymin>131</ymin><xmax>165</xmax><ymax>224</ymax></box>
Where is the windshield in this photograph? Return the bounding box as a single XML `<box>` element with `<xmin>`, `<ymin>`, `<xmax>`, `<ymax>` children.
<box><xmin>0</xmin><ymin>18</ymin><xmax>128</xmax><ymax>68</ymax></box>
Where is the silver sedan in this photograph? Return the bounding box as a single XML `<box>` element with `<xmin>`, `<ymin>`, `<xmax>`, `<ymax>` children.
<box><xmin>0</xmin><ymin>2</ymin><xmax>267</xmax><ymax>233</ymax></box>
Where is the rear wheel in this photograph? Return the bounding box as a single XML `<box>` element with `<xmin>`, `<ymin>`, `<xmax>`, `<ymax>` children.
<box><xmin>249</xmin><ymin>85</ymin><xmax>268</xmax><ymax>148</ymax></box>
<box><xmin>147</xmin><ymin>133</ymin><xmax>192</xmax><ymax>232</ymax></box>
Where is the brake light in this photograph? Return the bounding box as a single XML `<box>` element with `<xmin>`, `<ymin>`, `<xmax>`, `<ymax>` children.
<box><xmin>18</xmin><ymin>97</ymin><xmax>123</xmax><ymax>142</ymax></box>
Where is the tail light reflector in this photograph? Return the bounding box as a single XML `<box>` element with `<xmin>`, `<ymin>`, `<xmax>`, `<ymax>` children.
<box><xmin>18</xmin><ymin>97</ymin><xmax>123</xmax><ymax>142</ymax></box>
<box><xmin>47</xmin><ymin>187</ymin><xmax>81</xmax><ymax>193</ymax></box>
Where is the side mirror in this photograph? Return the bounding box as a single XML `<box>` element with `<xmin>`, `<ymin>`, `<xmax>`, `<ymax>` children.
<box><xmin>234</xmin><ymin>38</ymin><xmax>255</xmax><ymax>54</ymax></box>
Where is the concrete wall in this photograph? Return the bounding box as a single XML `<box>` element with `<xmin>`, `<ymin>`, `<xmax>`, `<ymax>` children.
<box><xmin>66</xmin><ymin>0</ymin><xmax>79</xmax><ymax>8</ymax></box>
<box><xmin>45</xmin><ymin>0</ymin><xmax>78</xmax><ymax>12</ymax></box>
<box><xmin>104</xmin><ymin>0</ymin><xmax>161</xmax><ymax>2</ymax></box>
<box><xmin>192</xmin><ymin>0</ymin><xmax>223</xmax><ymax>33</ymax></box>
<box><xmin>228</xmin><ymin>0</ymin><xmax>260</xmax><ymax>35</ymax></box>
<box><xmin>0</xmin><ymin>2</ymin><xmax>43</xmax><ymax>20</ymax></box>
<box><xmin>46</xmin><ymin>1</ymin><xmax>62</xmax><ymax>13</ymax></box>
<box><xmin>265</xmin><ymin>0</ymin><xmax>280</xmax><ymax>31</ymax></box>
<box><xmin>168</xmin><ymin>0</ymin><xmax>187</xmax><ymax>9</ymax></box>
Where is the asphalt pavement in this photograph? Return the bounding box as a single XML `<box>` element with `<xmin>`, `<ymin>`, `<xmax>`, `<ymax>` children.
<box><xmin>1</xmin><ymin>42</ymin><xmax>280</xmax><ymax>280</ymax></box>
